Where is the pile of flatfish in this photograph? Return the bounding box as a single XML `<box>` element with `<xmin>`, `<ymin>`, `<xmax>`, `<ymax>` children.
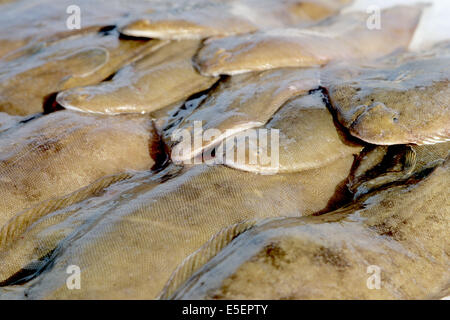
<box><xmin>0</xmin><ymin>0</ymin><xmax>448</xmax><ymax>300</ymax></box>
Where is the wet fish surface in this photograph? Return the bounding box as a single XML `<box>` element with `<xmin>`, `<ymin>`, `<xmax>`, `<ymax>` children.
<box><xmin>194</xmin><ymin>6</ymin><xmax>422</xmax><ymax>76</ymax></box>
<box><xmin>0</xmin><ymin>29</ymin><xmax>164</xmax><ymax>115</ymax></box>
<box><xmin>0</xmin><ymin>155</ymin><xmax>354</xmax><ymax>297</ymax></box>
<box><xmin>0</xmin><ymin>110</ymin><xmax>156</xmax><ymax>227</ymax></box>
<box><xmin>56</xmin><ymin>40</ymin><xmax>218</xmax><ymax>114</ymax></box>
<box><xmin>223</xmin><ymin>90</ymin><xmax>363</xmax><ymax>174</ymax></box>
<box><xmin>167</xmin><ymin>68</ymin><xmax>320</xmax><ymax>163</ymax></box>
<box><xmin>171</xmin><ymin>159</ymin><xmax>450</xmax><ymax>299</ymax></box>
<box><xmin>120</xmin><ymin>0</ymin><xmax>350</xmax><ymax>40</ymax></box>
<box><xmin>323</xmin><ymin>52</ymin><xmax>450</xmax><ymax>145</ymax></box>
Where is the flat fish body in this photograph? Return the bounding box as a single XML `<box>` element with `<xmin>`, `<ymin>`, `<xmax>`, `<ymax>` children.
<box><xmin>195</xmin><ymin>5</ymin><xmax>422</xmax><ymax>76</ymax></box>
<box><xmin>0</xmin><ymin>110</ymin><xmax>156</xmax><ymax>227</ymax></box>
<box><xmin>0</xmin><ymin>0</ymin><xmax>157</xmax><ymax>59</ymax></box>
<box><xmin>0</xmin><ymin>29</ymin><xmax>164</xmax><ymax>115</ymax></box>
<box><xmin>167</xmin><ymin>68</ymin><xmax>320</xmax><ymax>163</ymax></box>
<box><xmin>224</xmin><ymin>91</ymin><xmax>363</xmax><ymax>174</ymax></box>
<box><xmin>0</xmin><ymin>155</ymin><xmax>355</xmax><ymax>298</ymax></box>
<box><xmin>120</xmin><ymin>0</ymin><xmax>349</xmax><ymax>40</ymax></box>
<box><xmin>56</xmin><ymin>40</ymin><xmax>218</xmax><ymax>114</ymax></box>
<box><xmin>323</xmin><ymin>54</ymin><xmax>450</xmax><ymax>145</ymax></box>
<box><xmin>171</xmin><ymin>159</ymin><xmax>450</xmax><ymax>299</ymax></box>
<box><xmin>0</xmin><ymin>112</ymin><xmax>23</xmax><ymax>134</ymax></box>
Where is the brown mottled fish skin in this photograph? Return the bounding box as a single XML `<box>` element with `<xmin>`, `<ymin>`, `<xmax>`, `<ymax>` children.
<box><xmin>0</xmin><ymin>155</ymin><xmax>354</xmax><ymax>298</ymax></box>
<box><xmin>194</xmin><ymin>5</ymin><xmax>422</xmax><ymax>76</ymax></box>
<box><xmin>56</xmin><ymin>40</ymin><xmax>218</xmax><ymax>114</ymax></box>
<box><xmin>167</xmin><ymin>68</ymin><xmax>320</xmax><ymax>163</ymax></box>
<box><xmin>324</xmin><ymin>55</ymin><xmax>450</xmax><ymax>146</ymax></box>
<box><xmin>224</xmin><ymin>90</ymin><xmax>363</xmax><ymax>174</ymax></box>
<box><xmin>0</xmin><ymin>30</ymin><xmax>165</xmax><ymax>115</ymax></box>
<box><xmin>120</xmin><ymin>0</ymin><xmax>350</xmax><ymax>40</ymax></box>
<box><xmin>171</xmin><ymin>159</ymin><xmax>450</xmax><ymax>300</ymax></box>
<box><xmin>0</xmin><ymin>110</ymin><xmax>156</xmax><ymax>227</ymax></box>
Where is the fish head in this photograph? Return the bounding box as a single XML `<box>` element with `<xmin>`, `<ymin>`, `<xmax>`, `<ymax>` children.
<box><xmin>349</xmin><ymin>101</ymin><xmax>410</xmax><ymax>145</ymax></box>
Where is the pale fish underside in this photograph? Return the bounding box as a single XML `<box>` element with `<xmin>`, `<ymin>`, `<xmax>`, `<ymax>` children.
<box><xmin>0</xmin><ymin>156</ymin><xmax>354</xmax><ymax>298</ymax></box>
<box><xmin>0</xmin><ymin>110</ymin><xmax>156</xmax><ymax>227</ymax></box>
<box><xmin>167</xmin><ymin>67</ymin><xmax>320</xmax><ymax>163</ymax></box>
<box><xmin>56</xmin><ymin>40</ymin><xmax>218</xmax><ymax>114</ymax></box>
<box><xmin>194</xmin><ymin>5</ymin><xmax>422</xmax><ymax>76</ymax></box>
<box><xmin>223</xmin><ymin>90</ymin><xmax>363</xmax><ymax>174</ymax></box>
<box><xmin>323</xmin><ymin>53</ymin><xmax>450</xmax><ymax>145</ymax></box>
<box><xmin>120</xmin><ymin>0</ymin><xmax>351</xmax><ymax>40</ymax></box>
<box><xmin>170</xmin><ymin>159</ymin><xmax>450</xmax><ymax>299</ymax></box>
<box><xmin>0</xmin><ymin>29</ymin><xmax>165</xmax><ymax>115</ymax></box>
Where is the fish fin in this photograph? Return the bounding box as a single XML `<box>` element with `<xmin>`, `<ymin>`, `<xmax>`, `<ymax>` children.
<box><xmin>403</xmin><ymin>146</ymin><xmax>417</xmax><ymax>176</ymax></box>
<box><xmin>158</xmin><ymin>219</ymin><xmax>258</xmax><ymax>299</ymax></box>
<box><xmin>64</xmin><ymin>47</ymin><xmax>109</xmax><ymax>78</ymax></box>
<box><xmin>0</xmin><ymin>172</ymin><xmax>132</xmax><ymax>250</ymax></box>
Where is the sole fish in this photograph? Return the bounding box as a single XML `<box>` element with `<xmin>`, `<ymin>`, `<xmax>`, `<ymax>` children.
<box><xmin>56</xmin><ymin>40</ymin><xmax>218</xmax><ymax>114</ymax></box>
<box><xmin>0</xmin><ymin>110</ymin><xmax>156</xmax><ymax>226</ymax></box>
<box><xmin>0</xmin><ymin>156</ymin><xmax>354</xmax><ymax>298</ymax></box>
<box><xmin>323</xmin><ymin>53</ymin><xmax>450</xmax><ymax>145</ymax></box>
<box><xmin>120</xmin><ymin>0</ymin><xmax>349</xmax><ymax>40</ymax></box>
<box><xmin>223</xmin><ymin>90</ymin><xmax>363</xmax><ymax>174</ymax></box>
<box><xmin>170</xmin><ymin>159</ymin><xmax>450</xmax><ymax>299</ymax></box>
<box><xmin>194</xmin><ymin>5</ymin><xmax>422</xmax><ymax>76</ymax></box>
<box><xmin>0</xmin><ymin>28</ymin><xmax>164</xmax><ymax>115</ymax></box>
<box><xmin>167</xmin><ymin>67</ymin><xmax>320</xmax><ymax>163</ymax></box>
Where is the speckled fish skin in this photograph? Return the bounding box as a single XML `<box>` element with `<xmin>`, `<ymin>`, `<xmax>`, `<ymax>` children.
<box><xmin>0</xmin><ymin>110</ymin><xmax>156</xmax><ymax>227</ymax></box>
<box><xmin>323</xmin><ymin>54</ymin><xmax>450</xmax><ymax>145</ymax></box>
<box><xmin>224</xmin><ymin>91</ymin><xmax>363</xmax><ymax>174</ymax></box>
<box><xmin>194</xmin><ymin>5</ymin><xmax>422</xmax><ymax>76</ymax></box>
<box><xmin>120</xmin><ymin>0</ymin><xmax>350</xmax><ymax>40</ymax></box>
<box><xmin>167</xmin><ymin>68</ymin><xmax>320</xmax><ymax>162</ymax></box>
<box><xmin>56</xmin><ymin>40</ymin><xmax>218</xmax><ymax>114</ymax></box>
<box><xmin>0</xmin><ymin>154</ymin><xmax>354</xmax><ymax>298</ymax></box>
<box><xmin>170</xmin><ymin>159</ymin><xmax>450</xmax><ymax>300</ymax></box>
<box><xmin>0</xmin><ymin>29</ymin><xmax>164</xmax><ymax>115</ymax></box>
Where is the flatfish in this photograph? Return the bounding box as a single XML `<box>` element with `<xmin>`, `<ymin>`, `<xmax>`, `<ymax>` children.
<box><xmin>323</xmin><ymin>53</ymin><xmax>450</xmax><ymax>145</ymax></box>
<box><xmin>120</xmin><ymin>0</ymin><xmax>349</xmax><ymax>40</ymax></box>
<box><xmin>0</xmin><ymin>110</ymin><xmax>156</xmax><ymax>227</ymax></box>
<box><xmin>169</xmin><ymin>159</ymin><xmax>450</xmax><ymax>299</ymax></box>
<box><xmin>223</xmin><ymin>90</ymin><xmax>363</xmax><ymax>174</ymax></box>
<box><xmin>56</xmin><ymin>40</ymin><xmax>218</xmax><ymax>114</ymax></box>
<box><xmin>194</xmin><ymin>5</ymin><xmax>422</xmax><ymax>76</ymax></box>
<box><xmin>0</xmin><ymin>155</ymin><xmax>354</xmax><ymax>298</ymax></box>
<box><xmin>167</xmin><ymin>67</ymin><xmax>320</xmax><ymax>163</ymax></box>
<box><xmin>0</xmin><ymin>29</ymin><xmax>164</xmax><ymax>115</ymax></box>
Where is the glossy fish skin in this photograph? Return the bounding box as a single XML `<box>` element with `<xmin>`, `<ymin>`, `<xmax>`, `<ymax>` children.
<box><xmin>224</xmin><ymin>91</ymin><xmax>363</xmax><ymax>174</ymax></box>
<box><xmin>0</xmin><ymin>154</ymin><xmax>354</xmax><ymax>298</ymax></box>
<box><xmin>120</xmin><ymin>0</ymin><xmax>350</xmax><ymax>40</ymax></box>
<box><xmin>56</xmin><ymin>40</ymin><xmax>218</xmax><ymax>114</ymax></box>
<box><xmin>324</xmin><ymin>55</ymin><xmax>450</xmax><ymax>145</ymax></box>
<box><xmin>167</xmin><ymin>68</ymin><xmax>320</xmax><ymax>163</ymax></box>
<box><xmin>0</xmin><ymin>110</ymin><xmax>156</xmax><ymax>227</ymax></box>
<box><xmin>0</xmin><ymin>0</ymin><xmax>158</xmax><ymax>59</ymax></box>
<box><xmin>171</xmin><ymin>160</ymin><xmax>450</xmax><ymax>300</ymax></box>
<box><xmin>194</xmin><ymin>5</ymin><xmax>422</xmax><ymax>76</ymax></box>
<box><xmin>0</xmin><ymin>30</ymin><xmax>164</xmax><ymax>115</ymax></box>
